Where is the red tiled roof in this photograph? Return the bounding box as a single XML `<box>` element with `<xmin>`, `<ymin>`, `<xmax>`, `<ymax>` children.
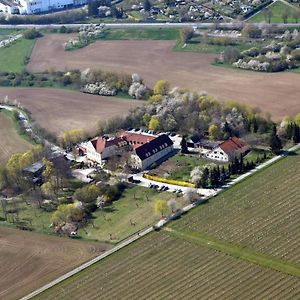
<box><xmin>118</xmin><ymin>132</ymin><xmax>156</xmax><ymax>149</ymax></box>
<box><xmin>219</xmin><ymin>137</ymin><xmax>248</xmax><ymax>155</ymax></box>
<box><xmin>92</xmin><ymin>136</ymin><xmax>128</xmax><ymax>153</ymax></box>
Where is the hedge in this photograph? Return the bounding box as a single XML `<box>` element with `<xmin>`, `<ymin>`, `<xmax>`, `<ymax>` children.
<box><xmin>144</xmin><ymin>174</ymin><xmax>195</xmax><ymax>188</ymax></box>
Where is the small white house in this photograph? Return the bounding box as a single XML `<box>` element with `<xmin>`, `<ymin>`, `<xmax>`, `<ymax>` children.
<box><xmin>206</xmin><ymin>137</ymin><xmax>250</xmax><ymax>162</ymax></box>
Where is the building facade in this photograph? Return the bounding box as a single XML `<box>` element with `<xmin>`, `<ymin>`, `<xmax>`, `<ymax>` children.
<box><xmin>129</xmin><ymin>134</ymin><xmax>174</xmax><ymax>170</ymax></box>
<box><xmin>206</xmin><ymin>137</ymin><xmax>250</xmax><ymax>162</ymax></box>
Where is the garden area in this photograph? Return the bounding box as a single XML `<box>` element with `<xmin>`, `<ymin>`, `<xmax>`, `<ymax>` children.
<box><xmin>249</xmin><ymin>1</ymin><xmax>300</xmax><ymax>23</ymax></box>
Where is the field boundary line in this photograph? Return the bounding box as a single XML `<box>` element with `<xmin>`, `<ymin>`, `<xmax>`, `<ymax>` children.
<box><xmin>166</xmin><ymin>227</ymin><xmax>300</xmax><ymax>278</ymax></box>
<box><xmin>20</xmin><ymin>227</ymin><xmax>153</xmax><ymax>300</ymax></box>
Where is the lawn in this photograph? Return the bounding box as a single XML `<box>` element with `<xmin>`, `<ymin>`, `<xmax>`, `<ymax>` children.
<box><xmin>98</xmin><ymin>27</ymin><xmax>180</xmax><ymax>41</ymax></box>
<box><xmin>0</xmin><ymin>38</ymin><xmax>36</xmax><ymax>73</ymax></box>
<box><xmin>249</xmin><ymin>1</ymin><xmax>300</xmax><ymax>23</ymax></box>
<box><xmin>77</xmin><ymin>185</ymin><xmax>186</xmax><ymax>243</ymax></box>
<box><xmin>167</xmin><ymin>153</ymin><xmax>218</xmax><ymax>182</ymax></box>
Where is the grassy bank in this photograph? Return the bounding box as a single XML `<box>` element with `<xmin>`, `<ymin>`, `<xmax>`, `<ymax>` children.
<box><xmin>0</xmin><ymin>38</ymin><xmax>36</xmax><ymax>73</ymax></box>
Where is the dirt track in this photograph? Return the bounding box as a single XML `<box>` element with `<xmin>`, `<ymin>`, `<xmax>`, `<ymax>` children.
<box><xmin>0</xmin><ymin>87</ymin><xmax>143</xmax><ymax>136</ymax></box>
<box><xmin>0</xmin><ymin>227</ymin><xmax>110</xmax><ymax>300</ymax></box>
<box><xmin>27</xmin><ymin>35</ymin><xmax>300</xmax><ymax>120</ymax></box>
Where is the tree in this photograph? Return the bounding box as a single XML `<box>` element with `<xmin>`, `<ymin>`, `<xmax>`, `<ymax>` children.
<box><xmin>223</xmin><ymin>46</ymin><xmax>241</xmax><ymax>63</ymax></box>
<box><xmin>270</xmin><ymin>125</ymin><xmax>282</xmax><ymax>154</ymax></box>
<box><xmin>167</xmin><ymin>199</ymin><xmax>177</xmax><ymax>213</ymax></box>
<box><xmin>180</xmin><ymin>136</ymin><xmax>189</xmax><ymax>154</ymax></box>
<box><xmin>88</xmin><ymin>0</ymin><xmax>100</xmax><ymax>16</ymax></box>
<box><xmin>73</xmin><ymin>184</ymin><xmax>100</xmax><ymax>205</ymax></box>
<box><xmin>23</xmin><ymin>28</ymin><xmax>42</xmax><ymax>39</ymax></box>
<box><xmin>143</xmin><ymin>113</ymin><xmax>151</xmax><ymax>126</ymax></box>
<box><xmin>51</xmin><ymin>203</ymin><xmax>84</xmax><ymax>226</ymax></box>
<box><xmin>154</xmin><ymin>199</ymin><xmax>168</xmax><ymax>217</ymax></box>
<box><xmin>148</xmin><ymin>116</ymin><xmax>160</xmax><ymax>131</ymax></box>
<box><xmin>41</xmin><ymin>181</ymin><xmax>55</xmax><ymax>198</ymax></box>
<box><xmin>282</xmin><ymin>8</ymin><xmax>290</xmax><ymax>24</ymax></box>
<box><xmin>242</xmin><ymin>24</ymin><xmax>262</xmax><ymax>38</ymax></box>
<box><xmin>180</xmin><ymin>27</ymin><xmax>194</xmax><ymax>44</ymax></box>
<box><xmin>208</xmin><ymin>124</ymin><xmax>218</xmax><ymax>140</ymax></box>
<box><xmin>153</xmin><ymin>80</ymin><xmax>170</xmax><ymax>95</ymax></box>
<box><xmin>143</xmin><ymin>0</ymin><xmax>151</xmax><ymax>12</ymax></box>
<box><xmin>111</xmin><ymin>5</ymin><xmax>123</xmax><ymax>18</ymax></box>
<box><xmin>42</xmin><ymin>158</ymin><xmax>53</xmax><ymax>181</ymax></box>
<box><xmin>200</xmin><ymin>167</ymin><xmax>209</xmax><ymax>188</ymax></box>
<box><xmin>293</xmin><ymin>124</ymin><xmax>300</xmax><ymax>143</ymax></box>
<box><xmin>293</xmin><ymin>10</ymin><xmax>300</xmax><ymax>23</ymax></box>
<box><xmin>263</xmin><ymin>8</ymin><xmax>273</xmax><ymax>24</ymax></box>
<box><xmin>294</xmin><ymin>113</ymin><xmax>300</xmax><ymax>126</ymax></box>
<box><xmin>190</xmin><ymin>166</ymin><xmax>203</xmax><ymax>187</ymax></box>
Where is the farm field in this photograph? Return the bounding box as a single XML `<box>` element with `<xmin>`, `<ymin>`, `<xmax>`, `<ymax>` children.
<box><xmin>27</xmin><ymin>35</ymin><xmax>300</xmax><ymax>120</ymax></box>
<box><xmin>0</xmin><ymin>38</ymin><xmax>35</xmax><ymax>73</ymax></box>
<box><xmin>0</xmin><ymin>87</ymin><xmax>144</xmax><ymax>136</ymax></box>
<box><xmin>37</xmin><ymin>231</ymin><xmax>300</xmax><ymax>300</ymax></box>
<box><xmin>0</xmin><ymin>110</ymin><xmax>32</xmax><ymax>165</ymax></box>
<box><xmin>249</xmin><ymin>1</ymin><xmax>300</xmax><ymax>23</ymax></box>
<box><xmin>172</xmin><ymin>150</ymin><xmax>300</xmax><ymax>264</ymax></box>
<box><xmin>0</xmin><ymin>227</ymin><xmax>110</xmax><ymax>300</ymax></box>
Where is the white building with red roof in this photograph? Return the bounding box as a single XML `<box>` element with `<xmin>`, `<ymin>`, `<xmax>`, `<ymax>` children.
<box><xmin>86</xmin><ymin>136</ymin><xmax>128</xmax><ymax>165</ymax></box>
<box><xmin>205</xmin><ymin>137</ymin><xmax>250</xmax><ymax>162</ymax></box>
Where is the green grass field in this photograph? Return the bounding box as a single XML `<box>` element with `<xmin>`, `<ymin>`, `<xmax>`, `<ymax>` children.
<box><xmin>98</xmin><ymin>28</ymin><xmax>180</xmax><ymax>40</ymax></box>
<box><xmin>36</xmin><ymin>231</ymin><xmax>300</xmax><ymax>300</ymax></box>
<box><xmin>0</xmin><ymin>38</ymin><xmax>36</xmax><ymax>73</ymax></box>
<box><xmin>77</xmin><ymin>185</ymin><xmax>186</xmax><ymax>243</ymax></box>
<box><xmin>249</xmin><ymin>1</ymin><xmax>300</xmax><ymax>23</ymax></box>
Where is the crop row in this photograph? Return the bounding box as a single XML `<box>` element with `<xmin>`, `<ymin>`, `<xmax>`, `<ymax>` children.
<box><xmin>174</xmin><ymin>153</ymin><xmax>300</xmax><ymax>263</ymax></box>
<box><xmin>40</xmin><ymin>232</ymin><xmax>300</xmax><ymax>300</ymax></box>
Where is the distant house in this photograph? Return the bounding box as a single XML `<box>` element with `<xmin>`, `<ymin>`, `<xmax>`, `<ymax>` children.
<box><xmin>23</xmin><ymin>161</ymin><xmax>45</xmax><ymax>185</ymax></box>
<box><xmin>187</xmin><ymin>135</ymin><xmax>218</xmax><ymax>152</ymax></box>
<box><xmin>205</xmin><ymin>137</ymin><xmax>250</xmax><ymax>162</ymax></box>
<box><xmin>129</xmin><ymin>134</ymin><xmax>174</xmax><ymax>170</ymax></box>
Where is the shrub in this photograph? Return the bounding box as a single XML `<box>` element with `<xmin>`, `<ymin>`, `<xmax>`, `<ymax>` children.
<box><xmin>144</xmin><ymin>173</ymin><xmax>195</xmax><ymax>188</ymax></box>
<box><xmin>23</xmin><ymin>28</ymin><xmax>42</xmax><ymax>39</ymax></box>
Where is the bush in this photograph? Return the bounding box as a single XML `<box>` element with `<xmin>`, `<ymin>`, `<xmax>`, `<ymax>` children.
<box><xmin>144</xmin><ymin>173</ymin><xmax>195</xmax><ymax>188</ymax></box>
<box><xmin>23</xmin><ymin>28</ymin><xmax>42</xmax><ymax>39</ymax></box>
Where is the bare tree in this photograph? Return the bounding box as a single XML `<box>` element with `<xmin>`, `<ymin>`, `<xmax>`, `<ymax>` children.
<box><xmin>282</xmin><ymin>8</ymin><xmax>290</xmax><ymax>24</ymax></box>
<box><xmin>263</xmin><ymin>8</ymin><xmax>273</xmax><ymax>24</ymax></box>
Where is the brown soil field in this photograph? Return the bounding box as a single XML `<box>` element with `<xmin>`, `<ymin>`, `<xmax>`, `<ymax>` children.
<box><xmin>0</xmin><ymin>88</ymin><xmax>143</xmax><ymax>136</ymax></box>
<box><xmin>27</xmin><ymin>35</ymin><xmax>300</xmax><ymax>120</ymax></box>
<box><xmin>0</xmin><ymin>227</ymin><xmax>110</xmax><ymax>300</ymax></box>
<box><xmin>0</xmin><ymin>112</ymin><xmax>32</xmax><ymax>165</ymax></box>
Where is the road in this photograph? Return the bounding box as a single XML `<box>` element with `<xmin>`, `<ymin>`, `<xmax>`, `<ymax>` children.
<box><xmin>0</xmin><ymin>22</ymin><xmax>300</xmax><ymax>29</ymax></box>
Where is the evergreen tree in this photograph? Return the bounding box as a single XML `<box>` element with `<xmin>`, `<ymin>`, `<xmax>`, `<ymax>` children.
<box><xmin>143</xmin><ymin>0</ymin><xmax>152</xmax><ymax>11</ymax></box>
<box><xmin>180</xmin><ymin>137</ymin><xmax>189</xmax><ymax>154</ymax></box>
<box><xmin>293</xmin><ymin>124</ymin><xmax>300</xmax><ymax>144</ymax></box>
<box><xmin>200</xmin><ymin>167</ymin><xmax>209</xmax><ymax>188</ymax></box>
<box><xmin>223</xmin><ymin>121</ymin><xmax>232</xmax><ymax>138</ymax></box>
<box><xmin>270</xmin><ymin>125</ymin><xmax>282</xmax><ymax>154</ymax></box>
